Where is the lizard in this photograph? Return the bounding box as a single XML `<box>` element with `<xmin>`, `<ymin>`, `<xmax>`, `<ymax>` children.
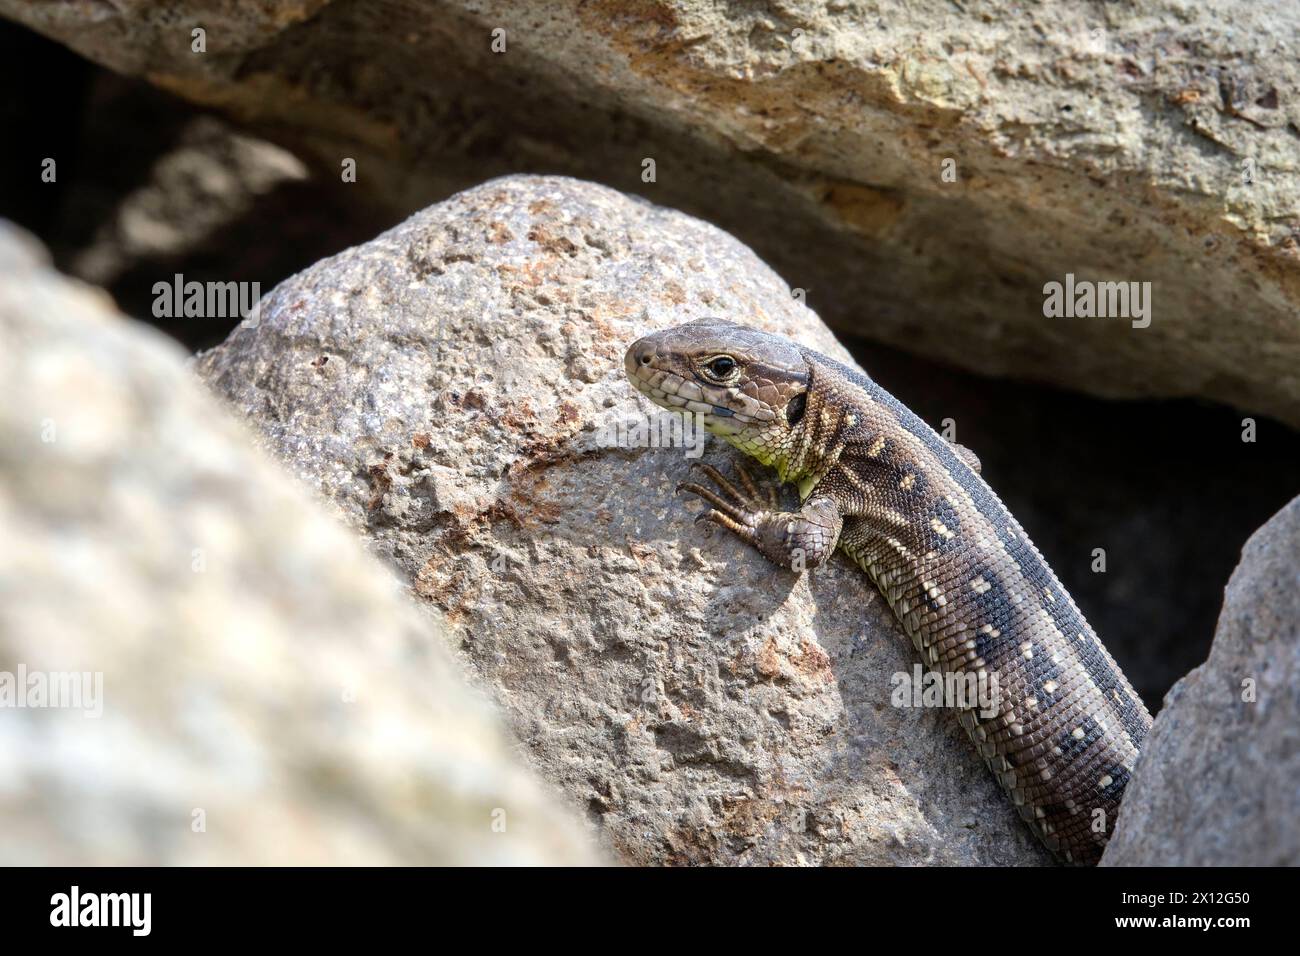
<box><xmin>623</xmin><ymin>318</ymin><xmax>1153</xmax><ymax>865</ymax></box>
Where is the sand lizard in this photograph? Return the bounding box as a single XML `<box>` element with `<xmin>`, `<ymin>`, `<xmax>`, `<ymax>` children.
<box><xmin>624</xmin><ymin>318</ymin><xmax>1153</xmax><ymax>865</ymax></box>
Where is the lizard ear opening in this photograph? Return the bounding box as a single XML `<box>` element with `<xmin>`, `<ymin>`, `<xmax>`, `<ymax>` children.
<box><xmin>785</xmin><ymin>391</ymin><xmax>807</xmax><ymax>427</ymax></box>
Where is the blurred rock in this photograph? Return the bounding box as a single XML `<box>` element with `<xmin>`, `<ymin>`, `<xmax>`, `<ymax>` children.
<box><xmin>196</xmin><ymin>174</ymin><xmax>1055</xmax><ymax>864</ymax></box>
<box><xmin>66</xmin><ymin>115</ymin><xmax>308</xmax><ymax>290</ymax></box>
<box><xmin>0</xmin><ymin>31</ymin><xmax>398</xmax><ymax>353</ymax></box>
<box><xmin>4</xmin><ymin>0</ymin><xmax>1299</xmax><ymax>423</ymax></box>
<box><xmin>1103</xmin><ymin>495</ymin><xmax>1300</xmax><ymax>866</ymax></box>
<box><xmin>0</xmin><ymin>221</ymin><xmax>599</xmax><ymax>866</ymax></box>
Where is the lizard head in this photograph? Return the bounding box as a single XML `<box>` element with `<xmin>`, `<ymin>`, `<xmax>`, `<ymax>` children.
<box><xmin>624</xmin><ymin>318</ymin><xmax>810</xmax><ymax>469</ymax></box>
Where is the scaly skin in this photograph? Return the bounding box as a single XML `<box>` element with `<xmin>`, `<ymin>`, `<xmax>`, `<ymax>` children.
<box><xmin>624</xmin><ymin>318</ymin><xmax>1152</xmax><ymax>865</ymax></box>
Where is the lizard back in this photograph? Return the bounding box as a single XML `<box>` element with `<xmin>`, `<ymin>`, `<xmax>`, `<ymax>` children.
<box><xmin>799</xmin><ymin>347</ymin><xmax>1152</xmax><ymax>864</ymax></box>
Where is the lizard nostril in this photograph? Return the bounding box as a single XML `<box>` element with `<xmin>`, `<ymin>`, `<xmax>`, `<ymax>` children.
<box><xmin>625</xmin><ymin>343</ymin><xmax>656</xmax><ymax>374</ymax></box>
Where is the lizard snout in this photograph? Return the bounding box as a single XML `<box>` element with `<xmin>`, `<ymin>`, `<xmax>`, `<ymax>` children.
<box><xmin>624</xmin><ymin>339</ymin><xmax>658</xmax><ymax>378</ymax></box>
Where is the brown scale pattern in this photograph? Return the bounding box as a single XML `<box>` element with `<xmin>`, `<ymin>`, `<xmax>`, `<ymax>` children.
<box><xmin>812</xmin><ymin>359</ymin><xmax>1151</xmax><ymax>864</ymax></box>
<box><xmin>626</xmin><ymin>321</ymin><xmax>1153</xmax><ymax>864</ymax></box>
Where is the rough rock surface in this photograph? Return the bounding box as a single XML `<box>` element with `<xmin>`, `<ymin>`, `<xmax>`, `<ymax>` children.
<box><xmin>1102</xmin><ymin>495</ymin><xmax>1300</xmax><ymax>866</ymax></box>
<box><xmin>5</xmin><ymin>0</ymin><xmax>1299</xmax><ymax>423</ymax></box>
<box><xmin>0</xmin><ymin>222</ymin><xmax>598</xmax><ymax>866</ymax></box>
<box><xmin>196</xmin><ymin>174</ymin><xmax>1054</xmax><ymax>864</ymax></box>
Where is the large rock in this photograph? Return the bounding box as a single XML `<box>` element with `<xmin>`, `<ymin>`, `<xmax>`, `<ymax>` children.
<box><xmin>1102</xmin><ymin>495</ymin><xmax>1300</xmax><ymax>866</ymax></box>
<box><xmin>0</xmin><ymin>222</ymin><xmax>598</xmax><ymax>866</ymax></box>
<box><xmin>5</xmin><ymin>0</ymin><xmax>1299</xmax><ymax>424</ymax></box>
<box><xmin>196</xmin><ymin>174</ymin><xmax>1053</xmax><ymax>864</ymax></box>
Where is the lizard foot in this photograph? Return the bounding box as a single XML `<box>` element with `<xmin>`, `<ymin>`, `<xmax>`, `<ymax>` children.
<box><xmin>676</xmin><ymin>461</ymin><xmax>778</xmax><ymax>545</ymax></box>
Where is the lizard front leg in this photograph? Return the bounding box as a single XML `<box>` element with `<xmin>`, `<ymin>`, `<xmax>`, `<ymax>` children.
<box><xmin>678</xmin><ymin>462</ymin><xmax>843</xmax><ymax>571</ymax></box>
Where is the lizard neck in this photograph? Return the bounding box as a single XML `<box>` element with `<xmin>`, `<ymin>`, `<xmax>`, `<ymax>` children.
<box><xmin>780</xmin><ymin>367</ymin><xmax>861</xmax><ymax>494</ymax></box>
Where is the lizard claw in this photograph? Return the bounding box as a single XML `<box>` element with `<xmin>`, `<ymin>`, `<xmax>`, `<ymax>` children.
<box><xmin>685</xmin><ymin>461</ymin><xmax>776</xmax><ymax>512</ymax></box>
<box><xmin>696</xmin><ymin>508</ymin><xmax>759</xmax><ymax>546</ymax></box>
<box><xmin>678</xmin><ymin>460</ymin><xmax>781</xmax><ymax>546</ymax></box>
<box><xmin>677</xmin><ymin>480</ymin><xmax>751</xmax><ymax>525</ymax></box>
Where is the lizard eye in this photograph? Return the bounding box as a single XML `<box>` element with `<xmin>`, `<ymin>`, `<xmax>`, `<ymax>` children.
<box><xmin>705</xmin><ymin>356</ymin><xmax>737</xmax><ymax>379</ymax></box>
